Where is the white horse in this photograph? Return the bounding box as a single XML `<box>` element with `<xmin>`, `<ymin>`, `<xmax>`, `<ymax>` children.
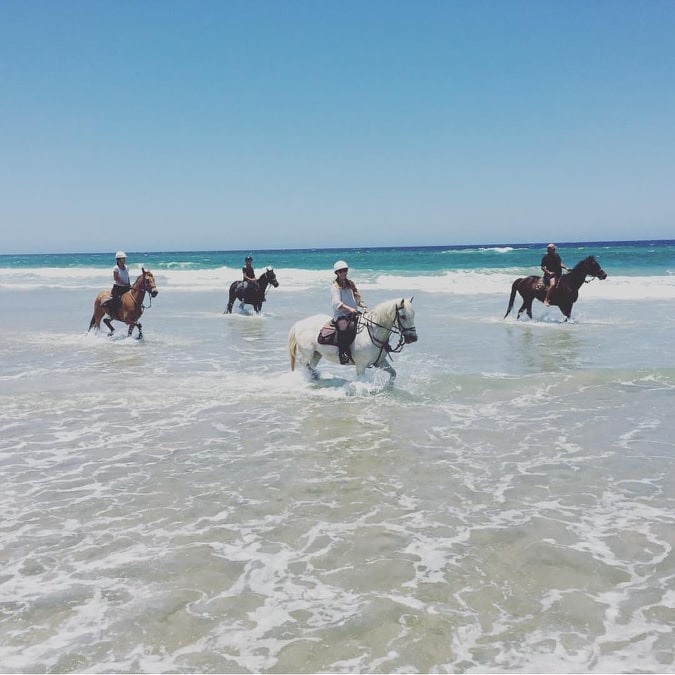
<box><xmin>288</xmin><ymin>298</ymin><xmax>418</xmax><ymax>379</ymax></box>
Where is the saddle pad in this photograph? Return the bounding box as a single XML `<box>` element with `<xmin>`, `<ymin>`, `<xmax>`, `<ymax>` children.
<box><xmin>317</xmin><ymin>323</ymin><xmax>336</xmax><ymax>345</ymax></box>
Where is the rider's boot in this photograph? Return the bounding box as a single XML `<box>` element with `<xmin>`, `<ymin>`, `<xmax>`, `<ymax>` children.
<box><xmin>339</xmin><ymin>349</ymin><xmax>354</xmax><ymax>365</ymax></box>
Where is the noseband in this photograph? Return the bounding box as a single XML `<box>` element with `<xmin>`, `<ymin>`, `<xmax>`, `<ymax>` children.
<box><xmin>130</xmin><ymin>272</ymin><xmax>156</xmax><ymax>308</ymax></box>
<box><xmin>360</xmin><ymin>303</ymin><xmax>415</xmax><ymax>357</ymax></box>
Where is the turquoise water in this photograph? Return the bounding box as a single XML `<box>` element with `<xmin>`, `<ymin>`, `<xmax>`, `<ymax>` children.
<box><xmin>2</xmin><ymin>239</ymin><xmax>674</xmax><ymax>276</ymax></box>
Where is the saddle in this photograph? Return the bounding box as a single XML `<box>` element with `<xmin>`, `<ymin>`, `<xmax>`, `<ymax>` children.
<box><xmin>237</xmin><ymin>281</ymin><xmax>259</xmax><ymax>296</ymax></box>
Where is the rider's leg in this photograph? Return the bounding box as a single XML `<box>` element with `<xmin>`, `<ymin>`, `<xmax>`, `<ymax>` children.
<box><xmin>544</xmin><ymin>278</ymin><xmax>555</xmax><ymax>305</ymax></box>
<box><xmin>336</xmin><ymin>316</ymin><xmax>355</xmax><ymax>365</ymax></box>
<box><xmin>108</xmin><ymin>286</ymin><xmax>125</xmax><ymax>317</ymax></box>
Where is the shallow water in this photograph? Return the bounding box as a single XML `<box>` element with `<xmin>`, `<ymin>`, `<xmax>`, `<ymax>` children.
<box><xmin>1</xmin><ymin>257</ymin><xmax>674</xmax><ymax>672</ymax></box>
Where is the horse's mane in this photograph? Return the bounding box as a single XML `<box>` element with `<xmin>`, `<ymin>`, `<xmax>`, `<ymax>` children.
<box><xmin>369</xmin><ymin>297</ymin><xmax>405</xmax><ymax>322</ymax></box>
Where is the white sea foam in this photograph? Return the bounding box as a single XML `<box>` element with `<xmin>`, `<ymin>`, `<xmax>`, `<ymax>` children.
<box><xmin>2</xmin><ymin>264</ymin><xmax>674</xmax><ymax>299</ymax></box>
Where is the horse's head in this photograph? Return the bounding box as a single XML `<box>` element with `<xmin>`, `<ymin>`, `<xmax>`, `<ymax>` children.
<box><xmin>141</xmin><ymin>268</ymin><xmax>159</xmax><ymax>297</ymax></box>
<box><xmin>264</xmin><ymin>267</ymin><xmax>279</xmax><ymax>288</ymax></box>
<box><xmin>396</xmin><ymin>298</ymin><xmax>418</xmax><ymax>344</ymax></box>
<box><xmin>583</xmin><ymin>256</ymin><xmax>607</xmax><ymax>280</ymax></box>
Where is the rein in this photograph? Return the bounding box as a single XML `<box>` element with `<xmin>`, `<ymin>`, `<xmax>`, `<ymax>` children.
<box><xmin>359</xmin><ymin>304</ymin><xmax>408</xmax><ymax>361</ymax></box>
<box><xmin>129</xmin><ymin>274</ymin><xmax>154</xmax><ymax>310</ymax></box>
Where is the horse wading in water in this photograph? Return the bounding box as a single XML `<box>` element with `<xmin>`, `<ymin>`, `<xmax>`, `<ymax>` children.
<box><xmin>88</xmin><ymin>268</ymin><xmax>158</xmax><ymax>339</ymax></box>
<box><xmin>226</xmin><ymin>267</ymin><xmax>279</xmax><ymax>314</ymax></box>
<box><xmin>288</xmin><ymin>298</ymin><xmax>418</xmax><ymax>380</ymax></box>
<box><xmin>504</xmin><ymin>256</ymin><xmax>607</xmax><ymax>321</ymax></box>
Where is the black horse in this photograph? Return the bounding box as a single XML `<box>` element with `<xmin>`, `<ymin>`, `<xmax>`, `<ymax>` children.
<box><xmin>504</xmin><ymin>255</ymin><xmax>607</xmax><ymax>321</ymax></box>
<box><xmin>226</xmin><ymin>267</ymin><xmax>279</xmax><ymax>314</ymax></box>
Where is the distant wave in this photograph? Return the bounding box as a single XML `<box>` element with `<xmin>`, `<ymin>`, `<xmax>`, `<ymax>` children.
<box><xmin>441</xmin><ymin>246</ymin><xmax>518</xmax><ymax>255</ymax></box>
<box><xmin>2</xmin><ymin>266</ymin><xmax>673</xmax><ymax>299</ymax></box>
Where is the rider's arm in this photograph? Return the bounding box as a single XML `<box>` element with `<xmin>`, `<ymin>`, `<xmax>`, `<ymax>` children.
<box><xmin>353</xmin><ymin>288</ymin><xmax>368</xmax><ymax>312</ymax></box>
<box><xmin>113</xmin><ymin>268</ymin><xmax>130</xmax><ymax>287</ymax></box>
<box><xmin>332</xmin><ymin>285</ymin><xmax>356</xmax><ymax>314</ymax></box>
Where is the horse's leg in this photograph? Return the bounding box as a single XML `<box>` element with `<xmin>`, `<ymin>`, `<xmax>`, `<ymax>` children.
<box><xmin>380</xmin><ymin>362</ymin><xmax>397</xmax><ymax>382</ymax></box>
<box><xmin>366</xmin><ymin>359</ymin><xmax>396</xmax><ymax>382</ymax></box>
<box><xmin>135</xmin><ymin>322</ymin><xmax>143</xmax><ymax>339</ymax></box>
<box><xmin>516</xmin><ymin>293</ymin><xmax>529</xmax><ymax>320</ymax></box>
<box><xmin>226</xmin><ymin>290</ymin><xmax>235</xmax><ymax>313</ymax></box>
<box><xmin>103</xmin><ymin>318</ymin><xmax>115</xmax><ymax>335</ymax></box>
<box><xmin>88</xmin><ymin>309</ymin><xmax>103</xmax><ymax>333</ymax></box>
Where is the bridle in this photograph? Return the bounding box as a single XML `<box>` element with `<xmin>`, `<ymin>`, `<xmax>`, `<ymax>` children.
<box><xmin>129</xmin><ymin>271</ymin><xmax>156</xmax><ymax>309</ymax></box>
<box><xmin>358</xmin><ymin>301</ymin><xmax>415</xmax><ymax>362</ymax></box>
<box><xmin>579</xmin><ymin>257</ymin><xmax>604</xmax><ymax>285</ymax></box>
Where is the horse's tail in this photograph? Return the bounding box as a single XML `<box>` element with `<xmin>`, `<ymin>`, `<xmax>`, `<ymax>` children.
<box><xmin>504</xmin><ymin>278</ymin><xmax>522</xmax><ymax>319</ymax></box>
<box><xmin>287</xmin><ymin>325</ymin><xmax>297</xmax><ymax>371</ymax></box>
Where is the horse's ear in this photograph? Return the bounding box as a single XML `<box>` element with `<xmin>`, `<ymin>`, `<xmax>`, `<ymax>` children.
<box><xmin>142</xmin><ymin>267</ymin><xmax>146</xmax><ymax>273</ymax></box>
<box><xmin>410</xmin><ymin>296</ymin><xmax>414</xmax><ymax>303</ymax></box>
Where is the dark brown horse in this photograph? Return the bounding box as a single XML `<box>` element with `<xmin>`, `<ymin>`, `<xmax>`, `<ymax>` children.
<box><xmin>88</xmin><ymin>268</ymin><xmax>159</xmax><ymax>338</ymax></box>
<box><xmin>225</xmin><ymin>267</ymin><xmax>279</xmax><ymax>314</ymax></box>
<box><xmin>504</xmin><ymin>255</ymin><xmax>607</xmax><ymax>321</ymax></box>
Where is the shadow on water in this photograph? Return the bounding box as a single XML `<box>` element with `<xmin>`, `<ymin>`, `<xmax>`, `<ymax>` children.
<box><xmin>505</xmin><ymin>324</ymin><xmax>583</xmax><ymax>374</ymax></box>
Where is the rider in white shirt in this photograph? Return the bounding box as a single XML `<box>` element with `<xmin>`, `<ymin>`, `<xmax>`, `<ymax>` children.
<box><xmin>331</xmin><ymin>260</ymin><xmax>368</xmax><ymax>364</ymax></box>
<box><xmin>109</xmin><ymin>251</ymin><xmax>131</xmax><ymax>314</ymax></box>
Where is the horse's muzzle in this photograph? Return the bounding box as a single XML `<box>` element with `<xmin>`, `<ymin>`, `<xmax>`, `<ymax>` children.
<box><xmin>598</xmin><ymin>270</ymin><xmax>607</xmax><ymax>280</ymax></box>
<box><xmin>151</xmin><ymin>290</ymin><xmax>159</xmax><ymax>297</ymax></box>
<box><xmin>404</xmin><ymin>328</ymin><xmax>418</xmax><ymax>344</ymax></box>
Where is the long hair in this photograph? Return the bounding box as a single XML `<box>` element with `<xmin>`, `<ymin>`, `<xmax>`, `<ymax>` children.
<box><xmin>333</xmin><ymin>275</ymin><xmax>364</xmax><ymax>307</ymax></box>
<box><xmin>335</xmin><ymin>275</ymin><xmax>357</xmax><ymax>292</ymax></box>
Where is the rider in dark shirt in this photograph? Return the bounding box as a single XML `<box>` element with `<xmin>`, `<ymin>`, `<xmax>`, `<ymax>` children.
<box><xmin>242</xmin><ymin>255</ymin><xmax>257</xmax><ymax>292</ymax></box>
<box><xmin>541</xmin><ymin>243</ymin><xmax>568</xmax><ymax>306</ymax></box>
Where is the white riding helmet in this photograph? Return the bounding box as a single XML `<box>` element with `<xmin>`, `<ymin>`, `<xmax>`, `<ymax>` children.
<box><xmin>333</xmin><ymin>260</ymin><xmax>348</xmax><ymax>272</ymax></box>
<box><xmin>116</xmin><ymin>251</ymin><xmax>127</xmax><ymax>259</ymax></box>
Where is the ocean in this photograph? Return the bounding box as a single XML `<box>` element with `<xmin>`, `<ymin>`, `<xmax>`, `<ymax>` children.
<box><xmin>1</xmin><ymin>240</ymin><xmax>674</xmax><ymax>673</ymax></box>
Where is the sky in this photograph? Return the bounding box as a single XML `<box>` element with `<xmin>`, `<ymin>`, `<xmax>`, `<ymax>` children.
<box><xmin>1</xmin><ymin>0</ymin><xmax>674</xmax><ymax>254</ymax></box>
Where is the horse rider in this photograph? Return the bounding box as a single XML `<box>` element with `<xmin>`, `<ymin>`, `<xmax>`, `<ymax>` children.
<box><xmin>241</xmin><ymin>255</ymin><xmax>258</xmax><ymax>293</ymax></box>
<box><xmin>331</xmin><ymin>260</ymin><xmax>368</xmax><ymax>364</ymax></box>
<box><xmin>541</xmin><ymin>243</ymin><xmax>568</xmax><ymax>306</ymax></box>
<box><xmin>107</xmin><ymin>251</ymin><xmax>131</xmax><ymax>315</ymax></box>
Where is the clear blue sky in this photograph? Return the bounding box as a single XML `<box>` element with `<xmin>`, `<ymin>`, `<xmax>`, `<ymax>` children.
<box><xmin>1</xmin><ymin>0</ymin><xmax>674</xmax><ymax>254</ymax></box>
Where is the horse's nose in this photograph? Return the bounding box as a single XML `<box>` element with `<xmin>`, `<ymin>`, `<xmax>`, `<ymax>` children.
<box><xmin>405</xmin><ymin>330</ymin><xmax>418</xmax><ymax>343</ymax></box>
<box><xmin>152</xmin><ymin>290</ymin><xmax>159</xmax><ymax>297</ymax></box>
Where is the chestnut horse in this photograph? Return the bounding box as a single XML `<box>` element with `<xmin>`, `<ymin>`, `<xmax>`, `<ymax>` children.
<box><xmin>88</xmin><ymin>268</ymin><xmax>159</xmax><ymax>339</ymax></box>
<box><xmin>504</xmin><ymin>255</ymin><xmax>607</xmax><ymax>321</ymax></box>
